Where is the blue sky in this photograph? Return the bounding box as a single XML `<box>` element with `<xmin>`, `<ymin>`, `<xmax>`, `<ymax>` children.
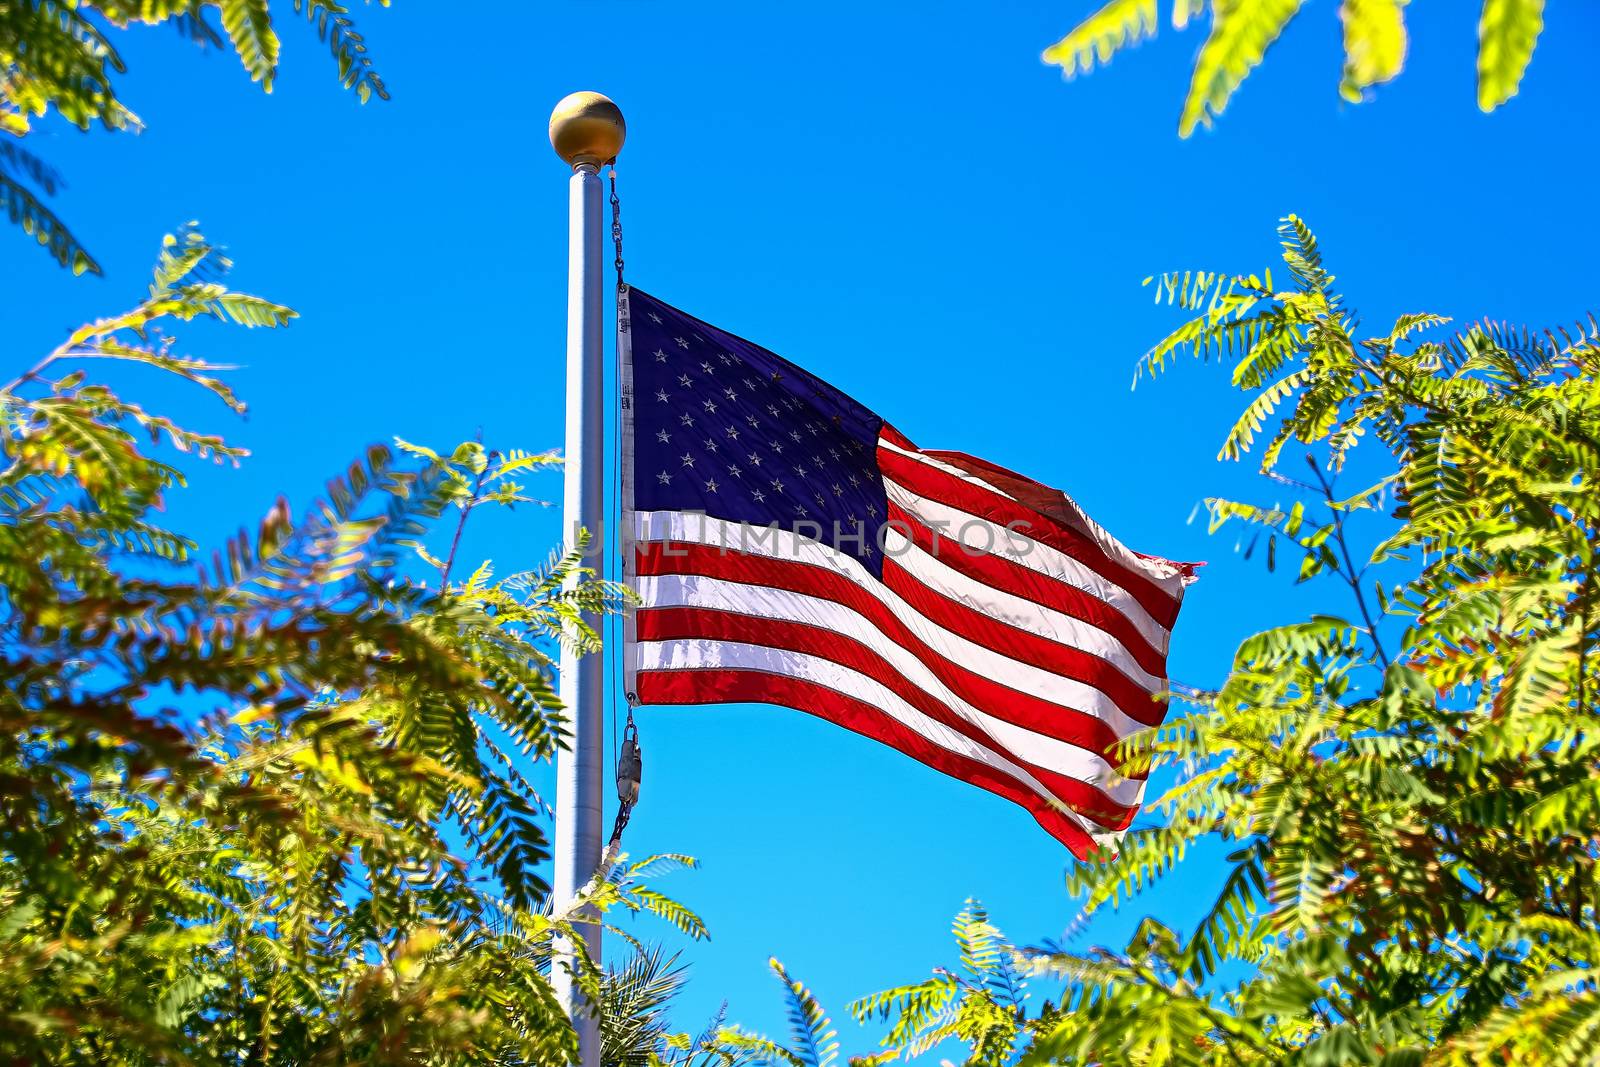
<box><xmin>6</xmin><ymin>0</ymin><xmax>1600</xmax><ymax>1048</ymax></box>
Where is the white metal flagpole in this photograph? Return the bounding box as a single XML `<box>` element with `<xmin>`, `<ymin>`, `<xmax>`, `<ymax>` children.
<box><xmin>548</xmin><ymin>90</ymin><xmax>625</xmax><ymax>1067</ymax></box>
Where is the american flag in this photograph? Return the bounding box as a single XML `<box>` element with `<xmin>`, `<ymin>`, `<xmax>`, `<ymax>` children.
<box><xmin>619</xmin><ymin>288</ymin><xmax>1196</xmax><ymax>857</ymax></box>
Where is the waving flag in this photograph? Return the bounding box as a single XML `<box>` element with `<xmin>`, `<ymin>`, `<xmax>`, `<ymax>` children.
<box><xmin>619</xmin><ymin>288</ymin><xmax>1196</xmax><ymax>856</ymax></box>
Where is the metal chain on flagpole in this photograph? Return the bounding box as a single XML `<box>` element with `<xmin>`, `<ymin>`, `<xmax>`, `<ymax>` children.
<box><xmin>608</xmin><ymin>707</ymin><xmax>639</xmax><ymax>847</ymax></box>
<box><xmin>608</xmin><ymin>166</ymin><xmax>625</xmax><ymax>292</ymax></box>
<box><xmin>606</xmin><ymin>162</ymin><xmax>641</xmax><ymax>850</ymax></box>
<box><xmin>608</xmin><ymin>167</ymin><xmax>627</xmax><ymax>790</ymax></box>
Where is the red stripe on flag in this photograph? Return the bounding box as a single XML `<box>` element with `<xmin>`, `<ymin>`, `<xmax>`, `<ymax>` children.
<box><xmin>926</xmin><ymin>449</ymin><xmax>1200</xmax><ymax>580</ymax></box>
<box><xmin>635</xmin><ymin>667</ymin><xmax>1104</xmax><ymax>858</ymax></box>
<box><xmin>635</xmin><ymin>606</ymin><xmax>1140</xmax><ymax>827</ymax></box>
<box><xmin>877</xmin><ymin>445</ymin><xmax>1182</xmax><ymax>630</ymax></box>
<box><xmin>878</xmin><ymin>557</ymin><xmax>1162</xmax><ymax>723</ymax></box>
<box><xmin>885</xmin><ymin>499</ymin><xmax>1168</xmax><ymax>678</ymax></box>
<box><xmin>880</xmin><ymin>423</ymin><xmax>916</xmax><ymax>450</ymax></box>
<box><xmin>635</xmin><ymin>540</ymin><xmax>1164</xmax><ymax>733</ymax></box>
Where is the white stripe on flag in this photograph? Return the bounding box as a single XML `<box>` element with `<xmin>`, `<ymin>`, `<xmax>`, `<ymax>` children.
<box><xmin>632</xmin><ymin>510</ymin><xmax>1155</xmax><ymax>731</ymax></box>
<box><xmin>633</xmin><ymin>637</ymin><xmax>1112</xmax><ymax>834</ymax></box>
<box><xmin>880</xmin><ymin>467</ymin><xmax>1174</xmax><ymax>655</ymax></box>
<box><xmin>636</xmin><ymin>572</ymin><xmax>1145</xmax><ymax>804</ymax></box>
<box><xmin>878</xmin><ymin>437</ymin><xmax>1021</xmax><ymax>499</ymax></box>
<box><xmin>921</xmin><ymin>447</ymin><xmax>1194</xmax><ymax>599</ymax></box>
<box><xmin>883</xmin><ymin>526</ymin><xmax>1166</xmax><ymax>691</ymax></box>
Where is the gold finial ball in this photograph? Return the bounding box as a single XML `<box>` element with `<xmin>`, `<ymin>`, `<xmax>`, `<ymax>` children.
<box><xmin>549</xmin><ymin>91</ymin><xmax>626</xmax><ymax>168</ymax></box>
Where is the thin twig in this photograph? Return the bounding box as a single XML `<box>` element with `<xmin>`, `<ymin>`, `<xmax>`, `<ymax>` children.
<box><xmin>1307</xmin><ymin>455</ymin><xmax>1391</xmax><ymax>671</ymax></box>
<box><xmin>438</xmin><ymin>433</ymin><xmax>489</xmax><ymax>591</ymax></box>
<box><xmin>1</xmin><ymin>338</ymin><xmax>76</xmax><ymax>397</ymax></box>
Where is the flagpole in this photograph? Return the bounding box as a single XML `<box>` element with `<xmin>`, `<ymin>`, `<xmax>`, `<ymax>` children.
<box><xmin>549</xmin><ymin>90</ymin><xmax>625</xmax><ymax>1067</ymax></box>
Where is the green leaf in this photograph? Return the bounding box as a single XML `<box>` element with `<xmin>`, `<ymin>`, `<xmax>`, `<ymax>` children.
<box><xmin>1179</xmin><ymin>0</ymin><xmax>1308</xmax><ymax>137</ymax></box>
<box><xmin>1041</xmin><ymin>0</ymin><xmax>1158</xmax><ymax>78</ymax></box>
<box><xmin>219</xmin><ymin>0</ymin><xmax>281</xmax><ymax>89</ymax></box>
<box><xmin>1477</xmin><ymin>0</ymin><xmax>1544</xmax><ymax>111</ymax></box>
<box><xmin>1339</xmin><ymin>0</ymin><xmax>1409</xmax><ymax>102</ymax></box>
<box><xmin>771</xmin><ymin>959</ymin><xmax>839</xmax><ymax>1067</ymax></box>
<box><xmin>0</xmin><ymin>169</ymin><xmax>101</xmax><ymax>275</ymax></box>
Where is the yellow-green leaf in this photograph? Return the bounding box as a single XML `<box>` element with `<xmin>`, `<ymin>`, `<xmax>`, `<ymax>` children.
<box><xmin>1180</xmin><ymin>0</ymin><xmax>1308</xmax><ymax>137</ymax></box>
<box><xmin>1477</xmin><ymin>0</ymin><xmax>1544</xmax><ymax>112</ymax></box>
<box><xmin>290</xmin><ymin>747</ymin><xmax>373</xmax><ymax>795</ymax></box>
<box><xmin>1042</xmin><ymin>0</ymin><xmax>1158</xmax><ymax>79</ymax></box>
<box><xmin>229</xmin><ymin>704</ymin><xmax>277</xmax><ymax>726</ymax></box>
<box><xmin>219</xmin><ymin>0</ymin><xmax>280</xmax><ymax>90</ymax></box>
<box><xmin>1339</xmin><ymin>0</ymin><xmax>1408</xmax><ymax>102</ymax></box>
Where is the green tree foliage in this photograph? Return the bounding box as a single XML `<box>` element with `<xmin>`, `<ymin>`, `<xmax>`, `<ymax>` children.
<box><xmin>1</xmin><ymin>1</ymin><xmax>390</xmax><ymax>274</ymax></box>
<box><xmin>694</xmin><ymin>959</ymin><xmax>852</xmax><ymax>1067</ymax></box>
<box><xmin>0</xmin><ymin>227</ymin><xmax>704</xmax><ymax>1063</ymax></box>
<box><xmin>650</xmin><ymin>922</ymin><xmax>1025</xmax><ymax>1067</ymax></box>
<box><xmin>855</xmin><ymin>217</ymin><xmax>1599</xmax><ymax>1063</ymax></box>
<box><xmin>850</xmin><ymin>901</ymin><xmax>1028</xmax><ymax>1067</ymax></box>
<box><xmin>600</xmin><ymin>946</ymin><xmax>692</xmax><ymax>1067</ymax></box>
<box><xmin>614</xmin><ymin>956</ymin><xmax>897</xmax><ymax>1067</ymax></box>
<box><xmin>1044</xmin><ymin>1</ymin><xmax>1549</xmax><ymax>136</ymax></box>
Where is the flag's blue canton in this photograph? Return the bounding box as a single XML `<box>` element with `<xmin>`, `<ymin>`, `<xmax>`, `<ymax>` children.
<box><xmin>628</xmin><ymin>288</ymin><xmax>889</xmax><ymax>577</ymax></box>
